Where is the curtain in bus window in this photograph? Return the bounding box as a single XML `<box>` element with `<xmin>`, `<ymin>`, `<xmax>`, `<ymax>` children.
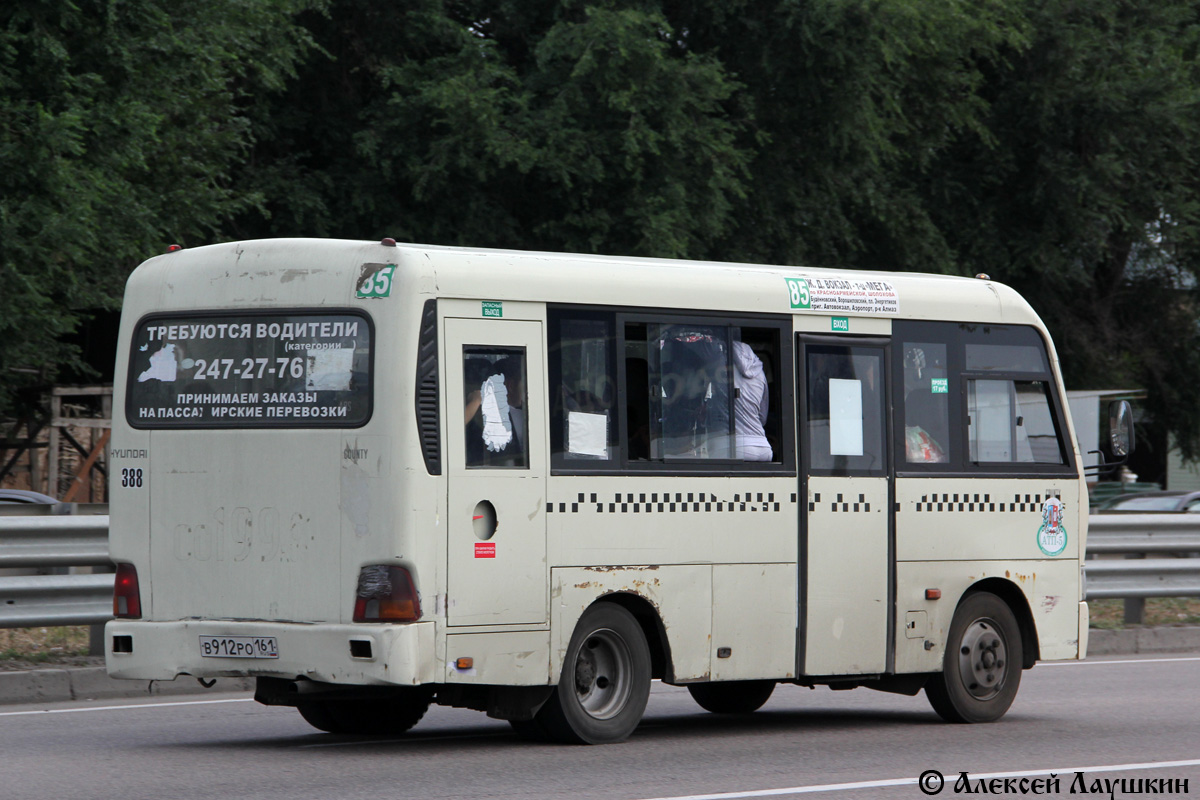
<box><xmin>651</xmin><ymin>325</ymin><xmax>734</xmax><ymax>460</ymax></box>
<box><xmin>967</xmin><ymin>379</ymin><xmax>1063</xmax><ymax>464</ymax></box>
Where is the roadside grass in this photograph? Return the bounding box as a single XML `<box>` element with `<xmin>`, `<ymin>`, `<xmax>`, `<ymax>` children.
<box><xmin>1087</xmin><ymin>597</ymin><xmax>1200</xmax><ymax>629</ymax></box>
<box><xmin>0</xmin><ymin>626</ymin><xmax>91</xmax><ymax>664</ymax></box>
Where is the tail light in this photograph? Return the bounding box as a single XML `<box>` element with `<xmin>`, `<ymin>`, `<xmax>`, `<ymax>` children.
<box><xmin>353</xmin><ymin>565</ymin><xmax>421</xmax><ymax>622</ymax></box>
<box><xmin>114</xmin><ymin>563</ymin><xmax>142</xmax><ymax>618</ymax></box>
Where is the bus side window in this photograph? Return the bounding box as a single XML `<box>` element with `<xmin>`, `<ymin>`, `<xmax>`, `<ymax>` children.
<box><xmin>967</xmin><ymin>379</ymin><xmax>1064</xmax><ymax>464</ymax></box>
<box><xmin>653</xmin><ymin>324</ymin><xmax>734</xmax><ymax>460</ymax></box>
<box><xmin>549</xmin><ymin>313</ymin><xmax>617</xmax><ymax>463</ymax></box>
<box><xmin>463</xmin><ymin>347</ymin><xmax>528</xmax><ymax>469</ymax></box>
<box><xmin>964</xmin><ymin>337</ymin><xmax>1066</xmax><ymax>465</ymax></box>
<box><xmin>902</xmin><ymin>343</ymin><xmax>950</xmax><ymax>464</ymax></box>
<box><xmin>631</xmin><ymin>320</ymin><xmax>783</xmax><ymax>464</ymax></box>
<box><xmin>551</xmin><ymin>308</ymin><xmax>788</xmax><ymax>469</ymax></box>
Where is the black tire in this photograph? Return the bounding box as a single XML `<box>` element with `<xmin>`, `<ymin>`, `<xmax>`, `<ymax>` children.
<box><xmin>296</xmin><ymin>688</ymin><xmax>434</xmax><ymax>735</ymax></box>
<box><xmin>926</xmin><ymin>592</ymin><xmax>1023</xmax><ymax>723</ymax></box>
<box><xmin>296</xmin><ymin>699</ymin><xmax>344</xmax><ymax>733</ymax></box>
<box><xmin>687</xmin><ymin>680</ymin><xmax>776</xmax><ymax>714</ymax></box>
<box><xmin>536</xmin><ymin>603</ymin><xmax>652</xmax><ymax>744</ymax></box>
<box><xmin>508</xmin><ymin>717</ymin><xmax>551</xmax><ymax>741</ymax></box>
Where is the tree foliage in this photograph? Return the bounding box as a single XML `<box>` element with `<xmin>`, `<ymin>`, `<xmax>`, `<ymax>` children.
<box><xmin>0</xmin><ymin>0</ymin><xmax>315</xmax><ymax>413</ymax></box>
<box><xmin>5</xmin><ymin>0</ymin><xmax>1200</xmax><ymax>464</ymax></box>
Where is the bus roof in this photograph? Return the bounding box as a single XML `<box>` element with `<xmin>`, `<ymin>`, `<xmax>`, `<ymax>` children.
<box><xmin>126</xmin><ymin>238</ymin><xmax>1045</xmax><ymax>329</ymax></box>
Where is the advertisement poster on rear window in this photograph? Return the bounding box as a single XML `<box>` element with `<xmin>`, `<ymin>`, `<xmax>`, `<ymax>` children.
<box><xmin>127</xmin><ymin>311</ymin><xmax>372</xmax><ymax>428</ymax></box>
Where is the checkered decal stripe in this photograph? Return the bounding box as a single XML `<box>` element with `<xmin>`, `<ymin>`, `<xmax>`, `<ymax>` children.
<box><xmin>546</xmin><ymin>491</ymin><xmax>797</xmax><ymax>514</ymax></box>
<box><xmin>807</xmin><ymin>493</ymin><xmax>873</xmax><ymax>513</ymax></box>
<box><xmin>908</xmin><ymin>493</ymin><xmax>1047</xmax><ymax>512</ymax></box>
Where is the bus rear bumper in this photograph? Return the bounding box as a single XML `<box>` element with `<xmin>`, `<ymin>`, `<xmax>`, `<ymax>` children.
<box><xmin>104</xmin><ymin>619</ymin><xmax>438</xmax><ymax>686</ymax></box>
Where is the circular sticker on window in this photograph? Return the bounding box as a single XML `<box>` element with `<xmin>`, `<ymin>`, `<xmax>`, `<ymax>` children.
<box><xmin>1037</xmin><ymin>496</ymin><xmax>1068</xmax><ymax>556</ymax></box>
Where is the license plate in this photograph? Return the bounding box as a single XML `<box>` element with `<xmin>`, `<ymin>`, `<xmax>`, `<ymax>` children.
<box><xmin>199</xmin><ymin>635</ymin><xmax>278</xmax><ymax>659</ymax></box>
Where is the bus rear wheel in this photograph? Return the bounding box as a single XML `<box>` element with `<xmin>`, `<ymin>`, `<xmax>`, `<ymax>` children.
<box><xmin>687</xmin><ymin>680</ymin><xmax>775</xmax><ymax>714</ymax></box>
<box><xmin>536</xmin><ymin>603</ymin><xmax>652</xmax><ymax>744</ymax></box>
<box><xmin>926</xmin><ymin>592</ymin><xmax>1022</xmax><ymax>723</ymax></box>
<box><xmin>296</xmin><ymin>688</ymin><xmax>433</xmax><ymax>735</ymax></box>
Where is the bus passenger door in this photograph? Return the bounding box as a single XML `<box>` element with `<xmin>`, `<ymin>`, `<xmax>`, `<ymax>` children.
<box><xmin>445</xmin><ymin>318</ymin><xmax>547</xmax><ymax>626</ymax></box>
<box><xmin>798</xmin><ymin>337</ymin><xmax>891</xmax><ymax>676</ymax></box>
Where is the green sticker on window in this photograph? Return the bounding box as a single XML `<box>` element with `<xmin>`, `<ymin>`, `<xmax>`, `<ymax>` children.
<box><xmin>831</xmin><ymin>317</ymin><xmax>849</xmax><ymax>332</ymax></box>
<box><xmin>785</xmin><ymin>278</ymin><xmax>811</xmax><ymax>309</ymax></box>
<box><xmin>481</xmin><ymin>301</ymin><xmax>502</xmax><ymax>318</ymax></box>
<box><xmin>931</xmin><ymin>378</ymin><xmax>948</xmax><ymax>394</ymax></box>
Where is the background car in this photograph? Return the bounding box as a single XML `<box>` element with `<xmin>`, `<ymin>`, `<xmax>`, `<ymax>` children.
<box><xmin>1095</xmin><ymin>489</ymin><xmax>1200</xmax><ymax>512</ymax></box>
<box><xmin>0</xmin><ymin>489</ymin><xmax>58</xmax><ymax>504</ymax></box>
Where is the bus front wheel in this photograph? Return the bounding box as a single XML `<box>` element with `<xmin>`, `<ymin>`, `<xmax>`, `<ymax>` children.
<box><xmin>926</xmin><ymin>592</ymin><xmax>1023</xmax><ymax>723</ymax></box>
<box><xmin>537</xmin><ymin>603</ymin><xmax>652</xmax><ymax>744</ymax></box>
<box><xmin>687</xmin><ymin>680</ymin><xmax>775</xmax><ymax>714</ymax></box>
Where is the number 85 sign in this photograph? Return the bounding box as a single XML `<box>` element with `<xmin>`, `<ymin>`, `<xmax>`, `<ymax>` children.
<box><xmin>785</xmin><ymin>278</ymin><xmax>811</xmax><ymax>309</ymax></box>
<box><xmin>357</xmin><ymin>264</ymin><xmax>396</xmax><ymax>298</ymax></box>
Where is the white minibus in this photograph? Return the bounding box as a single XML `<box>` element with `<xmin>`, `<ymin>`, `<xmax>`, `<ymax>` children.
<box><xmin>105</xmin><ymin>238</ymin><xmax>1123</xmax><ymax>743</ymax></box>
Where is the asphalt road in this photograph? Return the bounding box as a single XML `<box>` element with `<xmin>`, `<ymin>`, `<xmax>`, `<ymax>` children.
<box><xmin>3</xmin><ymin>654</ymin><xmax>1199</xmax><ymax>800</ymax></box>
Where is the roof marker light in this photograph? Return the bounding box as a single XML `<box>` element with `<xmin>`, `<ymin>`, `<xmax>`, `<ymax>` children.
<box><xmin>167</xmin><ymin>244</ymin><xmax>183</xmax><ymax>252</ymax></box>
<box><xmin>381</xmin><ymin>237</ymin><xmax>397</xmax><ymax>247</ymax></box>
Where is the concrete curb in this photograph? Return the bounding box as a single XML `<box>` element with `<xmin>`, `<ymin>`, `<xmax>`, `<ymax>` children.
<box><xmin>1</xmin><ymin>627</ymin><xmax>1197</xmax><ymax>706</ymax></box>
<box><xmin>1086</xmin><ymin>625</ymin><xmax>1200</xmax><ymax>656</ymax></box>
<box><xmin>0</xmin><ymin>667</ymin><xmax>252</xmax><ymax>706</ymax></box>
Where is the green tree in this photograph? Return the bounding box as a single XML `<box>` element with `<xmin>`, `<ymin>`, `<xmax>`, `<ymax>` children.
<box><xmin>924</xmin><ymin>0</ymin><xmax>1200</xmax><ymax>460</ymax></box>
<box><xmin>0</xmin><ymin>0</ymin><xmax>316</xmax><ymax>414</ymax></box>
<box><xmin>235</xmin><ymin>1</ymin><xmax>749</xmax><ymax>258</ymax></box>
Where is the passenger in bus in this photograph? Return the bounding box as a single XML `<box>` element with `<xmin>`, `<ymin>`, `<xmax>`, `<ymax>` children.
<box><xmin>732</xmin><ymin>341</ymin><xmax>772</xmax><ymax>461</ymax></box>
<box><xmin>463</xmin><ymin>360</ymin><xmax>495</xmax><ymax>466</ymax></box>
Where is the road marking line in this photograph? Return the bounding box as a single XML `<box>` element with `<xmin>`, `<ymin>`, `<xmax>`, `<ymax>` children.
<box><xmin>634</xmin><ymin>759</ymin><xmax>1200</xmax><ymax>800</ymax></box>
<box><xmin>0</xmin><ymin>697</ymin><xmax>254</xmax><ymax>717</ymax></box>
<box><xmin>1041</xmin><ymin>656</ymin><xmax>1200</xmax><ymax>667</ymax></box>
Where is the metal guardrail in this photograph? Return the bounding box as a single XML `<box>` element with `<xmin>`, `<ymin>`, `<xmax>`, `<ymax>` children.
<box><xmin>0</xmin><ymin>515</ymin><xmax>110</xmax><ymax>569</ymax></box>
<box><xmin>1</xmin><ymin>509</ymin><xmax>1199</xmax><ymax>628</ymax></box>
<box><xmin>0</xmin><ymin>511</ymin><xmax>113</xmax><ymax>629</ymax></box>
<box><xmin>0</xmin><ymin>573</ymin><xmax>114</xmax><ymax>627</ymax></box>
<box><xmin>1085</xmin><ymin>513</ymin><xmax>1200</xmax><ymax>555</ymax></box>
<box><xmin>1082</xmin><ymin>513</ymin><xmax>1200</xmax><ymax>623</ymax></box>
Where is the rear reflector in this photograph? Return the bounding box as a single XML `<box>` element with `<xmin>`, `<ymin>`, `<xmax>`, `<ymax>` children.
<box><xmin>114</xmin><ymin>563</ymin><xmax>142</xmax><ymax>618</ymax></box>
<box><xmin>353</xmin><ymin>565</ymin><xmax>421</xmax><ymax>622</ymax></box>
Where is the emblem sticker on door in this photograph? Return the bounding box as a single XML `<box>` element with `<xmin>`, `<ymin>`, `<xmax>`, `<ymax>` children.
<box><xmin>1037</xmin><ymin>496</ymin><xmax>1068</xmax><ymax>556</ymax></box>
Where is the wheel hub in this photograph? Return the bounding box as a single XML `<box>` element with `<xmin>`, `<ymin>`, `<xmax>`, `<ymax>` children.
<box><xmin>571</xmin><ymin>629</ymin><xmax>633</xmax><ymax>720</ymax></box>
<box><xmin>957</xmin><ymin>618</ymin><xmax>1008</xmax><ymax>700</ymax></box>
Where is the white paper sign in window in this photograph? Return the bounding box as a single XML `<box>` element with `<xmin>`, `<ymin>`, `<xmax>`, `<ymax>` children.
<box><xmin>829</xmin><ymin>378</ymin><xmax>864</xmax><ymax>456</ymax></box>
<box><xmin>305</xmin><ymin>347</ymin><xmax>354</xmax><ymax>391</ymax></box>
<box><xmin>480</xmin><ymin>375</ymin><xmax>514</xmax><ymax>453</ymax></box>
<box><xmin>567</xmin><ymin>411</ymin><xmax>609</xmax><ymax>458</ymax></box>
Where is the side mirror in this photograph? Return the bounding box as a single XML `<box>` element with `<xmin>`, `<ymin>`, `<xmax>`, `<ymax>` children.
<box><xmin>1107</xmin><ymin>400</ymin><xmax>1135</xmax><ymax>458</ymax></box>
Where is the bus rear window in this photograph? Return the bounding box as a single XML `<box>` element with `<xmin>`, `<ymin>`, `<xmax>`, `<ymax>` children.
<box><xmin>126</xmin><ymin>311</ymin><xmax>372</xmax><ymax>428</ymax></box>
